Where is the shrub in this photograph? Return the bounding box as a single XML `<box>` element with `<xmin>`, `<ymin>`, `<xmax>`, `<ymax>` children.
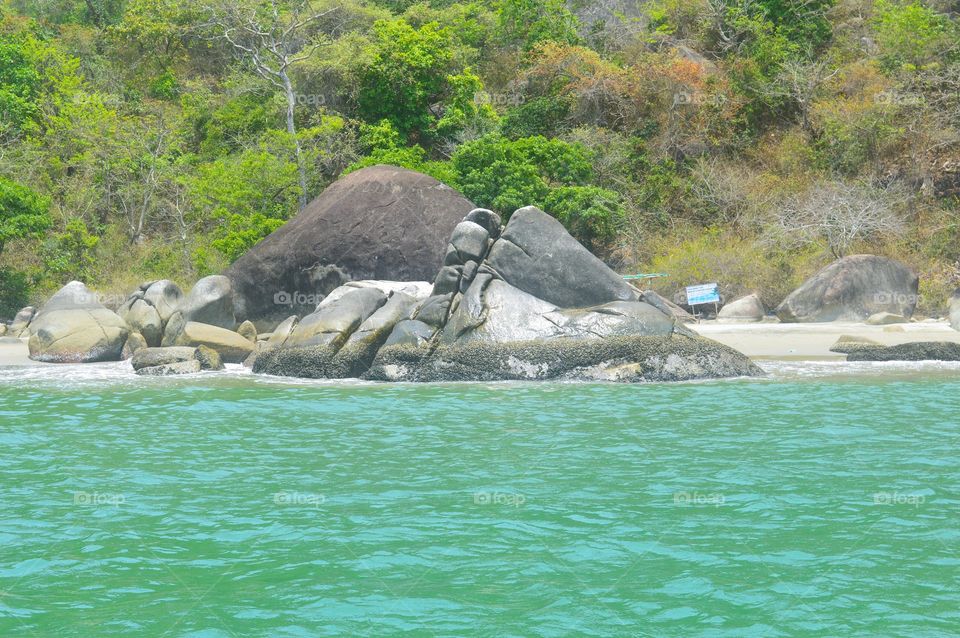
<box><xmin>0</xmin><ymin>267</ymin><xmax>31</xmax><ymax>320</ymax></box>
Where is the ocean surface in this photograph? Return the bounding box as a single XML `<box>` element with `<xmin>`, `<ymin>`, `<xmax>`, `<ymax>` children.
<box><xmin>1</xmin><ymin>361</ymin><xmax>958</xmax><ymax>637</ymax></box>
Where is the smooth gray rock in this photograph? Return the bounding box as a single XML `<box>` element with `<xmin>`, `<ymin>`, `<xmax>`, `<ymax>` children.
<box><xmin>173</xmin><ymin>322</ymin><xmax>255</xmax><ymax>364</ymax></box>
<box><xmin>431</xmin><ymin>266</ymin><xmax>462</xmax><ymax>296</ymax></box>
<box><xmin>776</xmin><ymin>255</ymin><xmax>918</xmax><ymax>322</ymax></box>
<box><xmin>384</xmin><ymin>319</ymin><xmax>436</xmax><ymax>347</ymax></box>
<box><xmin>317</xmin><ymin>281</ymin><xmax>431</xmax><ymax>311</ymax></box>
<box><xmin>264</xmin><ymin>315</ymin><xmax>299</xmax><ymax>349</ymax></box>
<box><xmin>443</xmin><ymin>279</ymin><xmax>676</xmax><ymax>345</ymax></box>
<box><xmin>122</xmin><ymin>299</ymin><xmax>163</xmax><ymax>346</ymax></box>
<box><xmin>412</xmin><ymin>294</ymin><xmax>453</xmax><ymax>328</ymax></box>
<box><xmin>162</xmin><ymin>275</ymin><xmax>235</xmax><ymax>345</ymax></box>
<box><xmin>449</xmin><ymin>220</ymin><xmax>490</xmax><ymax>264</ymax></box>
<box><xmin>485</xmin><ymin>206</ymin><xmax>638</xmax><ymax>308</ymax></box>
<box><xmin>465</xmin><ymin>208</ymin><xmax>502</xmax><ymax>238</ymax></box>
<box><xmin>336</xmin><ymin>292</ymin><xmax>418</xmax><ymax>377</ymax></box>
<box><xmin>285</xmin><ymin>287</ymin><xmax>387</xmax><ymax>349</ymax></box>
<box><xmin>717</xmin><ymin>294</ymin><xmax>765</xmax><ymax>323</ymax></box>
<box><xmin>141</xmin><ymin>280</ymin><xmax>183</xmax><ymax>323</ymax></box>
<box><xmin>641</xmin><ymin>290</ymin><xmax>695</xmax><ymax>323</ymax></box>
<box><xmin>28</xmin><ymin>282</ymin><xmax>129</xmax><ymax>363</ymax></box>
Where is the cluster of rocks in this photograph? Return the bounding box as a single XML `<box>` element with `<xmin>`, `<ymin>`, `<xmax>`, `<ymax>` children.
<box><xmin>253</xmin><ymin>205</ymin><xmax>762</xmax><ymax>382</ymax></box>
<box><xmin>14</xmin><ymin>275</ymin><xmax>259</xmax><ymax>371</ymax></box>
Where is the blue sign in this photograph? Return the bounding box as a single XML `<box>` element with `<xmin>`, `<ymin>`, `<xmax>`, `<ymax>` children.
<box><xmin>686</xmin><ymin>283</ymin><xmax>720</xmax><ymax>306</ymax></box>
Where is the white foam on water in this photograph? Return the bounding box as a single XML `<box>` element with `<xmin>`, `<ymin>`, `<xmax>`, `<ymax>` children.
<box><xmin>757</xmin><ymin>358</ymin><xmax>960</xmax><ymax>381</ymax></box>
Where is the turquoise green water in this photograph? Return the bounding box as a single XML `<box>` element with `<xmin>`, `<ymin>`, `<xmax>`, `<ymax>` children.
<box><xmin>1</xmin><ymin>365</ymin><xmax>958</xmax><ymax>637</ymax></box>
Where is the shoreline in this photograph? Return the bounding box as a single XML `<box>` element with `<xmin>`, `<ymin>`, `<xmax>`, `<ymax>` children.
<box><xmin>689</xmin><ymin>319</ymin><xmax>960</xmax><ymax>359</ymax></box>
<box><xmin>4</xmin><ymin>320</ymin><xmax>960</xmax><ymax>372</ymax></box>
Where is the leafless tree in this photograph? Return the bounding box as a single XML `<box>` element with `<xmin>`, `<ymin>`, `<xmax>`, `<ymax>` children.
<box><xmin>767</xmin><ymin>180</ymin><xmax>908</xmax><ymax>258</ymax></box>
<box><xmin>775</xmin><ymin>59</ymin><xmax>839</xmax><ymax>132</ymax></box>
<box><xmin>202</xmin><ymin>0</ymin><xmax>341</xmax><ymax>211</ymax></box>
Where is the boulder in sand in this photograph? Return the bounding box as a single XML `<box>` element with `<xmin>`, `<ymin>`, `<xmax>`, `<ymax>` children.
<box><xmin>224</xmin><ymin>165</ymin><xmax>475</xmax><ymax>324</ymax></box>
<box><xmin>28</xmin><ymin>282</ymin><xmax>129</xmax><ymax>363</ymax></box>
<box><xmin>717</xmin><ymin>294</ymin><xmax>765</xmax><ymax>323</ymax></box>
<box><xmin>776</xmin><ymin>255</ymin><xmax>918</xmax><ymax>322</ymax></box>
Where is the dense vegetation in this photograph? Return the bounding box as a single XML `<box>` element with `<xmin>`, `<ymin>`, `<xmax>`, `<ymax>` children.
<box><xmin>1</xmin><ymin>0</ymin><xmax>958</xmax><ymax>317</ymax></box>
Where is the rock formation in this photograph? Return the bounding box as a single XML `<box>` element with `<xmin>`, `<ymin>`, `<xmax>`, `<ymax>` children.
<box><xmin>255</xmin><ymin>206</ymin><xmax>762</xmax><ymax>382</ymax></box>
<box><xmin>223</xmin><ymin>165</ymin><xmax>475</xmax><ymax>325</ymax></box>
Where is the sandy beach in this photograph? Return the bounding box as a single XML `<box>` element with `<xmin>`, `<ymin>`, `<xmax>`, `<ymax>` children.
<box><xmin>691</xmin><ymin>319</ymin><xmax>960</xmax><ymax>359</ymax></box>
<box><xmin>0</xmin><ymin>337</ymin><xmax>35</xmax><ymax>367</ymax></box>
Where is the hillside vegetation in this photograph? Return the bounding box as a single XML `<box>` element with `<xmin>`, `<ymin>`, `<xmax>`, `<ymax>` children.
<box><xmin>1</xmin><ymin>0</ymin><xmax>958</xmax><ymax>316</ymax></box>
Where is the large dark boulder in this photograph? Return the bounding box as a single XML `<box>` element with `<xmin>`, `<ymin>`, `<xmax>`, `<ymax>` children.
<box><xmin>485</xmin><ymin>206</ymin><xmax>638</xmax><ymax>308</ymax></box>
<box><xmin>224</xmin><ymin>165</ymin><xmax>475</xmax><ymax>324</ymax></box>
<box><xmin>776</xmin><ymin>255</ymin><xmax>919</xmax><ymax>322</ymax></box>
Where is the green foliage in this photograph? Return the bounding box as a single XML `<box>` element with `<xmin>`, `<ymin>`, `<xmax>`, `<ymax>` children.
<box><xmin>345</xmin><ymin>119</ymin><xmax>457</xmax><ymax>184</ymax></box>
<box><xmin>873</xmin><ymin>0</ymin><xmax>949</xmax><ymax>71</ymax></box>
<box><xmin>451</xmin><ymin>134</ymin><xmax>593</xmax><ymax>217</ymax></box>
<box><xmin>42</xmin><ymin>218</ymin><xmax>99</xmax><ymax>283</ymax></box>
<box><xmin>496</xmin><ymin>0</ymin><xmax>579</xmax><ymax>50</ymax></box>
<box><xmin>0</xmin><ymin>35</ymin><xmax>42</xmax><ymax>138</ymax></box>
<box><xmin>543</xmin><ymin>186</ymin><xmax>623</xmax><ymax>251</ymax></box>
<box><xmin>500</xmin><ymin>96</ymin><xmax>571</xmax><ymax>139</ymax></box>
<box><xmin>358</xmin><ymin>19</ymin><xmax>458</xmax><ymax>140</ymax></box>
<box><xmin>0</xmin><ymin>176</ymin><xmax>51</xmax><ymax>256</ymax></box>
<box><xmin>188</xmin><ymin>150</ymin><xmax>300</xmax><ymax>229</ymax></box>
<box><xmin>0</xmin><ymin>267</ymin><xmax>31</xmax><ymax>319</ymax></box>
<box><xmin>211</xmin><ymin>213</ymin><xmax>285</xmax><ymax>263</ymax></box>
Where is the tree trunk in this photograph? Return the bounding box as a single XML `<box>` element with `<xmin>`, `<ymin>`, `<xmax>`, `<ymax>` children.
<box><xmin>282</xmin><ymin>70</ymin><xmax>309</xmax><ymax>211</ymax></box>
